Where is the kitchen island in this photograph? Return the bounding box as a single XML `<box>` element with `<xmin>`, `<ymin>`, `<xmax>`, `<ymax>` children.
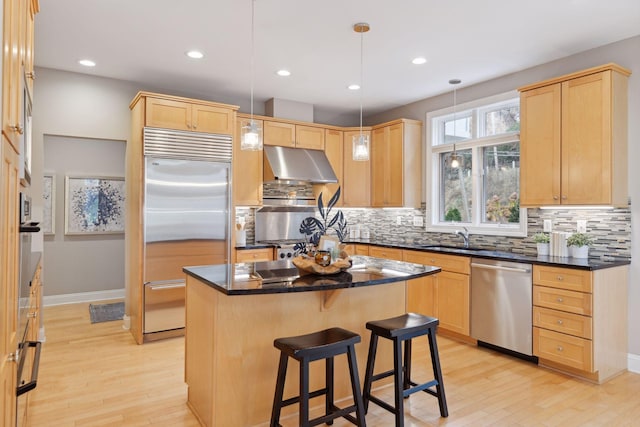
<box><xmin>183</xmin><ymin>256</ymin><xmax>440</xmax><ymax>427</ymax></box>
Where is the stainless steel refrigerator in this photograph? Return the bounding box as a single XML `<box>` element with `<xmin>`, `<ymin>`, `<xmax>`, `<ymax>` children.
<box><xmin>142</xmin><ymin>128</ymin><xmax>232</xmax><ymax>334</ymax></box>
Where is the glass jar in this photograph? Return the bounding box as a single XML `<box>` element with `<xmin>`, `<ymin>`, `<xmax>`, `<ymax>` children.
<box><xmin>315</xmin><ymin>250</ymin><xmax>331</xmax><ymax>267</ymax></box>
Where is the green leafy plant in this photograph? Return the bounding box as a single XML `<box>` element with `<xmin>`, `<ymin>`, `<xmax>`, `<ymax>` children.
<box><xmin>567</xmin><ymin>232</ymin><xmax>593</xmax><ymax>247</ymax></box>
<box><xmin>295</xmin><ymin>187</ymin><xmax>348</xmax><ymax>253</ymax></box>
<box><xmin>444</xmin><ymin>207</ymin><xmax>462</xmax><ymax>222</ymax></box>
<box><xmin>533</xmin><ymin>232</ymin><xmax>550</xmax><ymax>244</ymax></box>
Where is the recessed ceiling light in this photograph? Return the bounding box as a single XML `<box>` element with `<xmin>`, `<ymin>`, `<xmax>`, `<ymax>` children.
<box><xmin>348</xmin><ymin>84</ymin><xmax>360</xmax><ymax>90</ymax></box>
<box><xmin>78</xmin><ymin>59</ymin><xmax>96</xmax><ymax>67</ymax></box>
<box><xmin>276</xmin><ymin>69</ymin><xmax>291</xmax><ymax>77</ymax></box>
<box><xmin>412</xmin><ymin>57</ymin><xmax>427</xmax><ymax>65</ymax></box>
<box><xmin>186</xmin><ymin>50</ymin><xmax>204</xmax><ymax>59</ymax></box>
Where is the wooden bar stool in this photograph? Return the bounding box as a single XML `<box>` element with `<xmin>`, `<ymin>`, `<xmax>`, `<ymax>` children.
<box><xmin>270</xmin><ymin>327</ymin><xmax>367</xmax><ymax>427</ymax></box>
<box><xmin>362</xmin><ymin>313</ymin><xmax>448</xmax><ymax>426</ymax></box>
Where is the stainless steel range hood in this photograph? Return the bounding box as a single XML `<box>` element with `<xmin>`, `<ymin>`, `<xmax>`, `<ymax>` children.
<box><xmin>263</xmin><ymin>145</ymin><xmax>338</xmax><ymax>184</ymax></box>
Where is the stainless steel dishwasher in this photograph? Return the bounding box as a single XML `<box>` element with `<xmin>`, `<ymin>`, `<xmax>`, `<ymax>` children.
<box><xmin>470</xmin><ymin>258</ymin><xmax>533</xmax><ymax>356</ymax></box>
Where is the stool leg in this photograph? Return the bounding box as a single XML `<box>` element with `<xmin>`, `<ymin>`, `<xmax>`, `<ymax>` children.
<box><xmin>270</xmin><ymin>352</ymin><xmax>289</xmax><ymax>427</ymax></box>
<box><xmin>326</xmin><ymin>356</ymin><xmax>334</xmax><ymax>425</ymax></box>
<box><xmin>392</xmin><ymin>338</ymin><xmax>405</xmax><ymax>427</ymax></box>
<box><xmin>403</xmin><ymin>339</ymin><xmax>412</xmax><ymax>393</ymax></box>
<box><xmin>299</xmin><ymin>356</ymin><xmax>310</xmax><ymax>427</ymax></box>
<box><xmin>427</xmin><ymin>331</ymin><xmax>448</xmax><ymax>417</ymax></box>
<box><xmin>362</xmin><ymin>333</ymin><xmax>379</xmax><ymax>413</ymax></box>
<box><xmin>347</xmin><ymin>344</ymin><xmax>367</xmax><ymax>427</ymax></box>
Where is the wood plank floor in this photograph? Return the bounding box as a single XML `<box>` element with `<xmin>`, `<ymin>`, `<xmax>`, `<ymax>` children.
<box><xmin>26</xmin><ymin>301</ymin><xmax>640</xmax><ymax>426</ymax></box>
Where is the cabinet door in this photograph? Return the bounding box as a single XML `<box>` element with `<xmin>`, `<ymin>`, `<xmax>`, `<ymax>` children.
<box><xmin>296</xmin><ymin>125</ymin><xmax>325</xmax><ymax>150</ymax></box>
<box><xmin>561</xmin><ymin>71</ymin><xmax>612</xmax><ymax>205</ymax></box>
<box><xmin>407</xmin><ymin>275</ymin><xmax>436</xmax><ymax>317</ymax></box>
<box><xmin>145</xmin><ymin>97</ymin><xmax>192</xmax><ymax>131</ymax></box>
<box><xmin>2</xmin><ymin>0</ymin><xmax>22</xmax><ymax>150</ymax></box>
<box><xmin>342</xmin><ymin>130</ymin><xmax>371</xmax><ymax>207</ymax></box>
<box><xmin>520</xmin><ymin>84</ymin><xmax>561</xmax><ymax>206</ymax></box>
<box><xmin>264</xmin><ymin>121</ymin><xmax>295</xmax><ymax>147</ymax></box>
<box><xmin>368</xmin><ymin>246</ymin><xmax>403</xmax><ymax>261</ymax></box>
<box><xmin>313</xmin><ymin>129</ymin><xmax>343</xmax><ymax>206</ymax></box>
<box><xmin>233</xmin><ymin>118</ymin><xmax>263</xmax><ymax>206</ymax></box>
<box><xmin>371</xmin><ymin>124</ymin><xmax>404</xmax><ymax>207</ymax></box>
<box><xmin>435</xmin><ymin>271</ymin><xmax>470</xmax><ymax>335</ymax></box>
<box><xmin>370</xmin><ymin>127</ymin><xmax>387</xmax><ymax>207</ymax></box>
<box><xmin>192</xmin><ymin>104</ymin><xmax>234</xmax><ymax>135</ymax></box>
<box><xmin>235</xmin><ymin>248</ymin><xmax>273</xmax><ymax>263</ymax></box>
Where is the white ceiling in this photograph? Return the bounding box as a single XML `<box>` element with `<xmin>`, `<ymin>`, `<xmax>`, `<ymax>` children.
<box><xmin>35</xmin><ymin>0</ymin><xmax>640</xmax><ymax>118</ymax></box>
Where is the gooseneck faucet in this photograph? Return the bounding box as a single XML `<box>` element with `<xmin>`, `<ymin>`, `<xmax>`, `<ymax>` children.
<box><xmin>455</xmin><ymin>227</ymin><xmax>470</xmax><ymax>248</ymax></box>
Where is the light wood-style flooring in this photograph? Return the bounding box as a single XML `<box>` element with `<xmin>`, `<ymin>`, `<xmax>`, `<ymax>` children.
<box><xmin>26</xmin><ymin>301</ymin><xmax>640</xmax><ymax>426</ymax></box>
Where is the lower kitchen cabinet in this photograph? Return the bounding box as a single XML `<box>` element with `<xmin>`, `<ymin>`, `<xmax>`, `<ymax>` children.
<box><xmin>532</xmin><ymin>264</ymin><xmax>628</xmax><ymax>383</ymax></box>
<box><xmin>343</xmin><ymin>243</ymin><xmax>369</xmax><ymax>256</ymax></box>
<box><xmin>368</xmin><ymin>245</ymin><xmax>402</xmax><ymax>261</ymax></box>
<box><xmin>403</xmin><ymin>250</ymin><xmax>470</xmax><ymax>337</ymax></box>
<box><xmin>235</xmin><ymin>247</ymin><xmax>274</xmax><ymax>263</ymax></box>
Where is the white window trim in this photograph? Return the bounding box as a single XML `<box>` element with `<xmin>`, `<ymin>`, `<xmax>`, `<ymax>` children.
<box><xmin>425</xmin><ymin>90</ymin><xmax>527</xmax><ymax>237</ymax></box>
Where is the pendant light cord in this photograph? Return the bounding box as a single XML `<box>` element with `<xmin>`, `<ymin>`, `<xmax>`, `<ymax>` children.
<box><xmin>359</xmin><ymin>28</ymin><xmax>364</xmax><ymax>138</ymax></box>
<box><xmin>250</xmin><ymin>0</ymin><xmax>255</xmax><ymax>121</ymax></box>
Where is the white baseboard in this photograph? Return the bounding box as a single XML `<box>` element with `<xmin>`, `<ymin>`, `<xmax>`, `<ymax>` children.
<box><xmin>43</xmin><ymin>289</ymin><xmax>125</xmax><ymax>307</ymax></box>
<box><xmin>628</xmin><ymin>353</ymin><xmax>640</xmax><ymax>374</ymax></box>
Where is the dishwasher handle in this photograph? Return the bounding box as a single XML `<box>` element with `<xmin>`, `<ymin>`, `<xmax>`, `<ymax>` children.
<box><xmin>471</xmin><ymin>262</ymin><xmax>531</xmax><ymax>274</ymax></box>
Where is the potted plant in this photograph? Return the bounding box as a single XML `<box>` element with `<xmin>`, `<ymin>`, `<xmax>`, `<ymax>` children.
<box><xmin>533</xmin><ymin>232</ymin><xmax>550</xmax><ymax>256</ymax></box>
<box><xmin>567</xmin><ymin>232</ymin><xmax>593</xmax><ymax>259</ymax></box>
<box><xmin>294</xmin><ymin>187</ymin><xmax>348</xmax><ymax>256</ymax></box>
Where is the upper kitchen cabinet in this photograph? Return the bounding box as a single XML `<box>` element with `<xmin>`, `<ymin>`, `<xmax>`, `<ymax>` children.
<box><xmin>263</xmin><ymin>120</ymin><xmax>326</xmax><ymax>150</ymax></box>
<box><xmin>135</xmin><ymin>92</ymin><xmax>236</xmax><ymax>135</ymax></box>
<box><xmin>234</xmin><ymin>115</ymin><xmax>263</xmax><ymax>206</ymax></box>
<box><xmin>342</xmin><ymin>129</ymin><xmax>371</xmax><ymax>207</ymax></box>
<box><xmin>519</xmin><ymin>64</ymin><xmax>630</xmax><ymax>207</ymax></box>
<box><xmin>313</xmin><ymin>128</ymin><xmax>343</xmax><ymax>206</ymax></box>
<box><xmin>371</xmin><ymin>119</ymin><xmax>422</xmax><ymax>208</ymax></box>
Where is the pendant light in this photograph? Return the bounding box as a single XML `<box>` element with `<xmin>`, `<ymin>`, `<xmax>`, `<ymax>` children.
<box><xmin>449</xmin><ymin>79</ymin><xmax>462</xmax><ymax>168</ymax></box>
<box><xmin>240</xmin><ymin>0</ymin><xmax>262</xmax><ymax>151</ymax></box>
<box><xmin>352</xmin><ymin>22</ymin><xmax>370</xmax><ymax>161</ymax></box>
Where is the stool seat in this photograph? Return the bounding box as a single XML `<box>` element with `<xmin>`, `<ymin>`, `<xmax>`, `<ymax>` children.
<box><xmin>271</xmin><ymin>327</ymin><xmax>366</xmax><ymax>427</ymax></box>
<box><xmin>363</xmin><ymin>313</ymin><xmax>448</xmax><ymax>427</ymax></box>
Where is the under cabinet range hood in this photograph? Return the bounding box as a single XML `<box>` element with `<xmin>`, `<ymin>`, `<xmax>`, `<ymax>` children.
<box><xmin>263</xmin><ymin>145</ymin><xmax>338</xmax><ymax>184</ymax></box>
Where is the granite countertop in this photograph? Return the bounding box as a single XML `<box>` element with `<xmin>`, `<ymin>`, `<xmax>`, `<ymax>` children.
<box><xmin>183</xmin><ymin>255</ymin><xmax>441</xmax><ymax>295</ymax></box>
<box><xmin>346</xmin><ymin>239</ymin><xmax>630</xmax><ymax>271</ymax></box>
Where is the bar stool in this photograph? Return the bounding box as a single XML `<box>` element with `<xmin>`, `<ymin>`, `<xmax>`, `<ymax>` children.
<box><xmin>270</xmin><ymin>327</ymin><xmax>367</xmax><ymax>427</ymax></box>
<box><xmin>362</xmin><ymin>313</ymin><xmax>448</xmax><ymax>426</ymax></box>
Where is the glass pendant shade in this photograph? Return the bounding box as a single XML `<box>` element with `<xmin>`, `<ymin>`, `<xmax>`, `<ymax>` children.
<box><xmin>352</xmin><ymin>133</ymin><xmax>370</xmax><ymax>161</ymax></box>
<box><xmin>240</xmin><ymin>119</ymin><xmax>262</xmax><ymax>151</ymax></box>
<box><xmin>450</xmin><ymin>153</ymin><xmax>461</xmax><ymax>168</ymax></box>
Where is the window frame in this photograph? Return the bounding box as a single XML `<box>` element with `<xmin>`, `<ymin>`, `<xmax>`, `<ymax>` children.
<box><xmin>425</xmin><ymin>91</ymin><xmax>527</xmax><ymax>237</ymax></box>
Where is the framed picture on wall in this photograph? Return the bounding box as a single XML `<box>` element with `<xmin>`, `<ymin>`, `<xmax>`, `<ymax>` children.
<box><xmin>64</xmin><ymin>176</ymin><xmax>125</xmax><ymax>235</ymax></box>
<box><xmin>42</xmin><ymin>174</ymin><xmax>55</xmax><ymax>235</ymax></box>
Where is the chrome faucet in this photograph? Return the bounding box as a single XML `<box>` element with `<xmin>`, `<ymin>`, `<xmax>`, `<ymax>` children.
<box><xmin>455</xmin><ymin>227</ymin><xmax>470</xmax><ymax>248</ymax></box>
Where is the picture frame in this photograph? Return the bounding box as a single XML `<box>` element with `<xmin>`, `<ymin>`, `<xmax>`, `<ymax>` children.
<box><xmin>65</xmin><ymin>175</ymin><xmax>125</xmax><ymax>235</ymax></box>
<box><xmin>42</xmin><ymin>174</ymin><xmax>55</xmax><ymax>235</ymax></box>
<box><xmin>318</xmin><ymin>235</ymin><xmax>339</xmax><ymax>251</ymax></box>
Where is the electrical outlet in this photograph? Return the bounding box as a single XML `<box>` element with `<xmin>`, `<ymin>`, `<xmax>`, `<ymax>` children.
<box><xmin>396</xmin><ymin>216</ymin><xmax>402</xmax><ymax>225</ymax></box>
<box><xmin>543</xmin><ymin>220</ymin><xmax>552</xmax><ymax>232</ymax></box>
<box><xmin>577</xmin><ymin>220</ymin><xmax>587</xmax><ymax>233</ymax></box>
<box><xmin>413</xmin><ymin>216</ymin><xmax>424</xmax><ymax>227</ymax></box>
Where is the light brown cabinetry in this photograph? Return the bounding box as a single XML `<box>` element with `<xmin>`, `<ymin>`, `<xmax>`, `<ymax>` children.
<box><xmin>532</xmin><ymin>264</ymin><xmax>628</xmax><ymax>382</ymax></box>
<box><xmin>371</xmin><ymin>120</ymin><xmax>422</xmax><ymax>208</ymax></box>
<box><xmin>519</xmin><ymin>64</ymin><xmax>630</xmax><ymax>207</ymax></box>
<box><xmin>141</xmin><ymin>94</ymin><xmax>235</xmax><ymax>134</ymax></box>
<box><xmin>343</xmin><ymin>244</ymin><xmax>369</xmax><ymax>256</ymax></box>
<box><xmin>342</xmin><ymin>129</ymin><xmax>371</xmax><ymax>207</ymax></box>
<box><xmin>235</xmin><ymin>247</ymin><xmax>274</xmax><ymax>263</ymax></box>
<box><xmin>368</xmin><ymin>246</ymin><xmax>403</xmax><ymax>261</ymax></box>
<box><xmin>234</xmin><ymin>116</ymin><xmax>263</xmax><ymax>206</ymax></box>
<box><xmin>313</xmin><ymin>129</ymin><xmax>343</xmax><ymax>206</ymax></box>
<box><xmin>403</xmin><ymin>250</ymin><xmax>470</xmax><ymax>337</ymax></box>
<box><xmin>263</xmin><ymin>121</ymin><xmax>325</xmax><ymax>150</ymax></box>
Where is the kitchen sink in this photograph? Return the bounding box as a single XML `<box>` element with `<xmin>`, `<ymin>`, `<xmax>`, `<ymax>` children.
<box><xmin>418</xmin><ymin>245</ymin><xmax>485</xmax><ymax>252</ymax></box>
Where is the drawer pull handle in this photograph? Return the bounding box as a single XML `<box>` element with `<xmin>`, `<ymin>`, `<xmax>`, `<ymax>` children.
<box><xmin>557</xmin><ymin>276</ymin><xmax>563</xmax><ymax>281</ymax></box>
<box><xmin>557</xmin><ymin>319</ymin><xmax>564</xmax><ymax>325</ymax></box>
<box><xmin>557</xmin><ymin>346</ymin><xmax>564</xmax><ymax>352</ymax></box>
<box><xmin>556</xmin><ymin>297</ymin><xmax>564</xmax><ymax>303</ymax></box>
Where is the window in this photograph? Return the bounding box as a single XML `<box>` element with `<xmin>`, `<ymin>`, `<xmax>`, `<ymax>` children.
<box><xmin>426</xmin><ymin>92</ymin><xmax>526</xmax><ymax>236</ymax></box>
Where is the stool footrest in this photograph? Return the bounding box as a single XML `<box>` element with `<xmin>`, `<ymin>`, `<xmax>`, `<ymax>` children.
<box><xmin>310</xmin><ymin>405</ymin><xmax>358</xmax><ymax>427</ymax></box>
<box><xmin>280</xmin><ymin>388</ymin><xmax>327</xmax><ymax>408</ymax></box>
<box><xmin>366</xmin><ymin>394</ymin><xmax>396</xmax><ymax>414</ymax></box>
<box><xmin>369</xmin><ymin>368</ymin><xmax>394</xmax><ymax>383</ymax></box>
<box><xmin>403</xmin><ymin>379</ymin><xmax>439</xmax><ymax>398</ymax></box>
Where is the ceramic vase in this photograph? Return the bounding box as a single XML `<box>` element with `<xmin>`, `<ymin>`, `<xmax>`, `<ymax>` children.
<box><xmin>571</xmin><ymin>245</ymin><xmax>589</xmax><ymax>259</ymax></box>
<box><xmin>536</xmin><ymin>243</ymin><xmax>550</xmax><ymax>256</ymax></box>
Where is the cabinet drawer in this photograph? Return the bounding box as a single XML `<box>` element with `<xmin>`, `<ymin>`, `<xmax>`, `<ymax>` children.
<box><xmin>533</xmin><ymin>327</ymin><xmax>593</xmax><ymax>372</ymax></box>
<box><xmin>403</xmin><ymin>250</ymin><xmax>470</xmax><ymax>274</ymax></box>
<box><xmin>236</xmin><ymin>248</ymin><xmax>274</xmax><ymax>263</ymax></box>
<box><xmin>533</xmin><ymin>306</ymin><xmax>592</xmax><ymax>339</ymax></box>
<box><xmin>533</xmin><ymin>265</ymin><xmax>592</xmax><ymax>293</ymax></box>
<box><xmin>533</xmin><ymin>285</ymin><xmax>592</xmax><ymax>316</ymax></box>
<box><xmin>368</xmin><ymin>246</ymin><xmax>403</xmax><ymax>261</ymax></box>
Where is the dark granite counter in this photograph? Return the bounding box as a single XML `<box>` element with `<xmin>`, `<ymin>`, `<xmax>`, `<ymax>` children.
<box><xmin>183</xmin><ymin>255</ymin><xmax>441</xmax><ymax>295</ymax></box>
<box><xmin>346</xmin><ymin>239</ymin><xmax>630</xmax><ymax>271</ymax></box>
